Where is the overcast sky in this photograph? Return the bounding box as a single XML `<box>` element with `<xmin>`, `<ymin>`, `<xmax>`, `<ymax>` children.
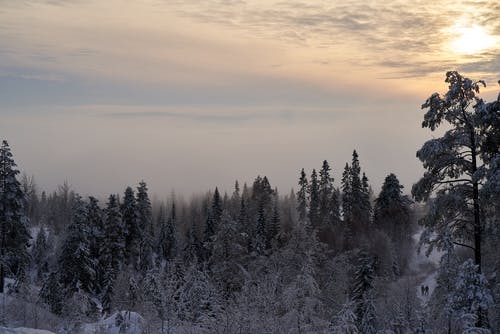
<box><xmin>1</xmin><ymin>0</ymin><xmax>499</xmax><ymax>198</ymax></box>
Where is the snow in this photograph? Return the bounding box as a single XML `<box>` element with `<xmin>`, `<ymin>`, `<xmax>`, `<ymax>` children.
<box><xmin>0</xmin><ymin>312</ymin><xmax>143</xmax><ymax>334</ymax></box>
<box><xmin>81</xmin><ymin>311</ymin><xmax>144</xmax><ymax>334</ymax></box>
<box><xmin>0</xmin><ymin>328</ymin><xmax>55</xmax><ymax>334</ymax></box>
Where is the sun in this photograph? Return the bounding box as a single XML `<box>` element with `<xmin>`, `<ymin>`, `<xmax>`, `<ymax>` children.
<box><xmin>450</xmin><ymin>24</ymin><xmax>496</xmax><ymax>55</ymax></box>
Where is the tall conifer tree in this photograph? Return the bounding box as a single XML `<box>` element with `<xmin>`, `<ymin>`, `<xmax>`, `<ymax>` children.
<box><xmin>0</xmin><ymin>140</ymin><xmax>30</xmax><ymax>292</ymax></box>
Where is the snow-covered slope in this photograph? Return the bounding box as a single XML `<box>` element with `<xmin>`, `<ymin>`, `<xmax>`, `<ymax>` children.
<box><xmin>0</xmin><ymin>311</ymin><xmax>143</xmax><ymax>334</ymax></box>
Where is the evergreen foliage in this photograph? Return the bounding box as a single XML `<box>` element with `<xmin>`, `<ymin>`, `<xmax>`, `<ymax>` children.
<box><xmin>297</xmin><ymin>168</ymin><xmax>308</xmax><ymax>223</ymax></box>
<box><xmin>0</xmin><ymin>140</ymin><xmax>31</xmax><ymax>292</ymax></box>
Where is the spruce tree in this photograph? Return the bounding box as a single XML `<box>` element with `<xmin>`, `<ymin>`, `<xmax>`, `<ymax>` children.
<box><xmin>253</xmin><ymin>202</ymin><xmax>267</xmax><ymax>255</ymax></box>
<box><xmin>40</xmin><ymin>272</ymin><xmax>64</xmax><ymax>315</ymax></box>
<box><xmin>349</xmin><ymin>151</ymin><xmax>366</xmax><ymax>226</ymax></box>
<box><xmin>318</xmin><ymin>160</ymin><xmax>334</xmax><ymax>225</ymax></box>
<box><xmin>351</xmin><ymin>250</ymin><xmax>375</xmax><ymax>326</ymax></box>
<box><xmin>341</xmin><ymin>163</ymin><xmax>352</xmax><ymax>223</ymax></box>
<box><xmin>32</xmin><ymin>226</ymin><xmax>49</xmax><ymax>280</ymax></box>
<box><xmin>185</xmin><ymin>220</ymin><xmax>202</xmax><ymax>263</ymax></box>
<box><xmin>0</xmin><ymin>140</ymin><xmax>31</xmax><ymax>292</ymax></box>
<box><xmin>266</xmin><ymin>198</ymin><xmax>280</xmax><ymax>249</ymax></box>
<box><xmin>331</xmin><ymin>300</ymin><xmax>359</xmax><ymax>334</ymax></box>
<box><xmin>136</xmin><ymin>181</ymin><xmax>153</xmax><ymax>271</ymax></box>
<box><xmin>121</xmin><ymin>186</ymin><xmax>140</xmax><ymax>267</ymax></box>
<box><xmin>360</xmin><ymin>172</ymin><xmax>372</xmax><ymax>223</ymax></box>
<box><xmin>58</xmin><ymin>195</ymin><xmax>96</xmax><ymax>295</ymax></box>
<box><xmin>297</xmin><ymin>168</ymin><xmax>309</xmax><ymax>223</ymax></box>
<box><xmin>238</xmin><ymin>197</ymin><xmax>251</xmax><ymax>253</ymax></box>
<box><xmin>101</xmin><ymin>194</ymin><xmax>125</xmax><ymax>282</ymax></box>
<box><xmin>447</xmin><ymin>259</ymin><xmax>493</xmax><ymax>331</ymax></box>
<box><xmin>158</xmin><ymin>202</ymin><xmax>176</xmax><ymax>262</ymax></box>
<box><xmin>374</xmin><ymin>173</ymin><xmax>411</xmax><ymax>236</ymax></box>
<box><xmin>308</xmin><ymin>169</ymin><xmax>320</xmax><ymax>228</ymax></box>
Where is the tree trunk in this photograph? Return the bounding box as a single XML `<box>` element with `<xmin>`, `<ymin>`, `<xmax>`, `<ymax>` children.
<box><xmin>471</xmin><ymin>128</ymin><xmax>483</xmax><ymax>328</ymax></box>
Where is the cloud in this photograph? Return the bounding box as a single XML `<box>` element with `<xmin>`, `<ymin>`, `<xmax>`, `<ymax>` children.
<box><xmin>167</xmin><ymin>0</ymin><xmax>500</xmax><ymax>77</ymax></box>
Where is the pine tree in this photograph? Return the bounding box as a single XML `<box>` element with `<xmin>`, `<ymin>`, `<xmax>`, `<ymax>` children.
<box><xmin>308</xmin><ymin>169</ymin><xmax>320</xmax><ymax>228</ymax></box>
<box><xmin>58</xmin><ymin>195</ymin><xmax>96</xmax><ymax>295</ymax></box>
<box><xmin>412</xmin><ymin>72</ymin><xmax>500</xmax><ymax>327</ymax></box>
<box><xmin>121</xmin><ymin>186</ymin><xmax>140</xmax><ymax>267</ymax></box>
<box><xmin>0</xmin><ymin>140</ymin><xmax>31</xmax><ymax>292</ymax></box>
<box><xmin>297</xmin><ymin>168</ymin><xmax>309</xmax><ymax>223</ymax></box>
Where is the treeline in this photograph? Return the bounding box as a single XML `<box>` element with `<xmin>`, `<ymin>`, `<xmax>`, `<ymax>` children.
<box><xmin>4</xmin><ymin>139</ymin><xmax>419</xmax><ymax>333</ymax></box>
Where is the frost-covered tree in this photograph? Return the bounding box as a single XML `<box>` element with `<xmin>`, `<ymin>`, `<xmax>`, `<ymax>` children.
<box><xmin>426</xmin><ymin>231</ymin><xmax>459</xmax><ymax>332</ymax></box>
<box><xmin>253</xmin><ymin>202</ymin><xmax>267</xmax><ymax>255</ymax></box>
<box><xmin>374</xmin><ymin>174</ymin><xmax>411</xmax><ymax>236</ymax></box>
<box><xmin>359</xmin><ymin>292</ymin><xmax>376</xmax><ymax>334</ymax></box>
<box><xmin>40</xmin><ymin>272</ymin><xmax>64</xmax><ymax>315</ymax></box>
<box><xmin>282</xmin><ymin>249</ymin><xmax>325</xmax><ymax>333</ymax></box>
<box><xmin>447</xmin><ymin>259</ymin><xmax>493</xmax><ymax>331</ymax></box>
<box><xmin>58</xmin><ymin>195</ymin><xmax>96</xmax><ymax>295</ymax></box>
<box><xmin>330</xmin><ymin>300</ymin><xmax>359</xmax><ymax>334</ymax></box>
<box><xmin>412</xmin><ymin>72</ymin><xmax>489</xmax><ymax>269</ymax></box>
<box><xmin>32</xmin><ymin>226</ymin><xmax>49</xmax><ymax>280</ymax></box>
<box><xmin>101</xmin><ymin>194</ymin><xmax>125</xmax><ymax>283</ymax></box>
<box><xmin>0</xmin><ymin>140</ymin><xmax>31</xmax><ymax>292</ymax></box>
<box><xmin>374</xmin><ymin>173</ymin><xmax>412</xmax><ymax>272</ymax></box>
<box><xmin>351</xmin><ymin>250</ymin><xmax>375</xmax><ymax>326</ymax></box>
<box><xmin>412</xmin><ymin>72</ymin><xmax>499</xmax><ymax>327</ymax></box>
<box><xmin>297</xmin><ymin>168</ymin><xmax>309</xmax><ymax>223</ymax></box>
<box><xmin>178</xmin><ymin>265</ymin><xmax>220</xmax><ymax>329</ymax></box>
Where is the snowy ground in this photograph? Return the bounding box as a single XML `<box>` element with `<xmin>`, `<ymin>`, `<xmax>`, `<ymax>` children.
<box><xmin>0</xmin><ymin>328</ymin><xmax>56</xmax><ymax>334</ymax></box>
<box><xmin>409</xmin><ymin>230</ymin><xmax>443</xmax><ymax>303</ymax></box>
<box><xmin>0</xmin><ymin>311</ymin><xmax>144</xmax><ymax>334</ymax></box>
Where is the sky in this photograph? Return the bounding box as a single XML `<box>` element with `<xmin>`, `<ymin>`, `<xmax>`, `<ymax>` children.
<box><xmin>0</xmin><ymin>0</ymin><xmax>499</xmax><ymax>198</ymax></box>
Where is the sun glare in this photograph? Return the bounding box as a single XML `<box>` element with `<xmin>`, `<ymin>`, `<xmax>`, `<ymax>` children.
<box><xmin>451</xmin><ymin>24</ymin><xmax>496</xmax><ymax>54</ymax></box>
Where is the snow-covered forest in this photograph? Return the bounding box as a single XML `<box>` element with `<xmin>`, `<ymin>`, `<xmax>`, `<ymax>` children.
<box><xmin>0</xmin><ymin>72</ymin><xmax>499</xmax><ymax>334</ymax></box>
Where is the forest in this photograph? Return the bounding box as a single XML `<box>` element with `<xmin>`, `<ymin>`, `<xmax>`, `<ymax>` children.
<box><xmin>0</xmin><ymin>71</ymin><xmax>499</xmax><ymax>334</ymax></box>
